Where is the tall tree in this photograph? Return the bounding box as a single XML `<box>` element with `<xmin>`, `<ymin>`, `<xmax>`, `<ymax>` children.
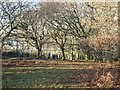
<box><xmin>88</xmin><ymin>2</ymin><xmax>118</xmax><ymax>62</ymax></box>
<box><xmin>16</xmin><ymin>3</ymin><xmax>50</xmax><ymax>58</ymax></box>
<box><xmin>44</xmin><ymin>2</ymin><xmax>69</xmax><ymax>60</ymax></box>
<box><xmin>0</xmin><ymin>2</ymin><xmax>22</xmax><ymax>58</ymax></box>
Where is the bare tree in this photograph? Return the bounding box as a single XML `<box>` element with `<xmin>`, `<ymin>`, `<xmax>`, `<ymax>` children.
<box><xmin>41</xmin><ymin>2</ymin><xmax>95</xmax><ymax>60</ymax></box>
<box><xmin>88</xmin><ymin>2</ymin><xmax>118</xmax><ymax>62</ymax></box>
<box><xmin>16</xmin><ymin>3</ymin><xmax>50</xmax><ymax>58</ymax></box>
<box><xmin>43</xmin><ymin>2</ymin><xmax>70</xmax><ymax>60</ymax></box>
<box><xmin>0</xmin><ymin>2</ymin><xmax>22</xmax><ymax>58</ymax></box>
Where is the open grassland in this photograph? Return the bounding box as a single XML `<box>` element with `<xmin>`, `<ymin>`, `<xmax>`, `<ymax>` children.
<box><xmin>2</xmin><ymin>59</ymin><xmax>120</xmax><ymax>88</ymax></box>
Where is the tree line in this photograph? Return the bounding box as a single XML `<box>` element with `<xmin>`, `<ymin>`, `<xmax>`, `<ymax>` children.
<box><xmin>0</xmin><ymin>2</ymin><xmax>119</xmax><ymax>62</ymax></box>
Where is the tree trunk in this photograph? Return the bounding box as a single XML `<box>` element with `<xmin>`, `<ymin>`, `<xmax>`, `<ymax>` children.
<box><xmin>61</xmin><ymin>47</ymin><xmax>65</xmax><ymax>60</ymax></box>
<box><xmin>71</xmin><ymin>47</ymin><xmax>74</xmax><ymax>60</ymax></box>
<box><xmin>0</xmin><ymin>39</ymin><xmax>3</xmax><ymax>59</ymax></box>
<box><xmin>86</xmin><ymin>45</ymin><xmax>91</xmax><ymax>60</ymax></box>
<box><xmin>37</xmin><ymin>47</ymin><xmax>42</xmax><ymax>59</ymax></box>
<box><xmin>0</xmin><ymin>38</ymin><xmax>5</xmax><ymax>59</ymax></box>
<box><xmin>77</xmin><ymin>45</ymin><xmax>80</xmax><ymax>60</ymax></box>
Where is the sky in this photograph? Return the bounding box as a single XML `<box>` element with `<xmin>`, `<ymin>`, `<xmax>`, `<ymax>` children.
<box><xmin>0</xmin><ymin>0</ymin><xmax>119</xmax><ymax>2</ymax></box>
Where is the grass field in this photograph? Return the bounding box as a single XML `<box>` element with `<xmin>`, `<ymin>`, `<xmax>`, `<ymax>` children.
<box><xmin>2</xmin><ymin>59</ymin><xmax>120</xmax><ymax>88</ymax></box>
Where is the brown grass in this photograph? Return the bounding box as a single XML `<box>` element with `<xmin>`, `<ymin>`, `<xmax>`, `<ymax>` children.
<box><xmin>2</xmin><ymin>59</ymin><xmax>119</xmax><ymax>88</ymax></box>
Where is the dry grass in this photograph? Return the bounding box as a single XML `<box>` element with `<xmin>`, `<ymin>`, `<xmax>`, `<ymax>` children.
<box><xmin>2</xmin><ymin>59</ymin><xmax>120</xmax><ymax>88</ymax></box>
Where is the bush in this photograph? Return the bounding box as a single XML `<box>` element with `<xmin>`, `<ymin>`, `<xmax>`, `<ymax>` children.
<box><xmin>2</xmin><ymin>50</ymin><xmax>36</xmax><ymax>59</ymax></box>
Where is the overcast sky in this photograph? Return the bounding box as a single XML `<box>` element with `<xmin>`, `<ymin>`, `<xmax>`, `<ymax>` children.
<box><xmin>0</xmin><ymin>0</ymin><xmax>119</xmax><ymax>2</ymax></box>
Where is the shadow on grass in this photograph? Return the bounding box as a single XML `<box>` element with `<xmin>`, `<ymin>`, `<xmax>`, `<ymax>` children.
<box><xmin>2</xmin><ymin>63</ymin><xmax>119</xmax><ymax>88</ymax></box>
